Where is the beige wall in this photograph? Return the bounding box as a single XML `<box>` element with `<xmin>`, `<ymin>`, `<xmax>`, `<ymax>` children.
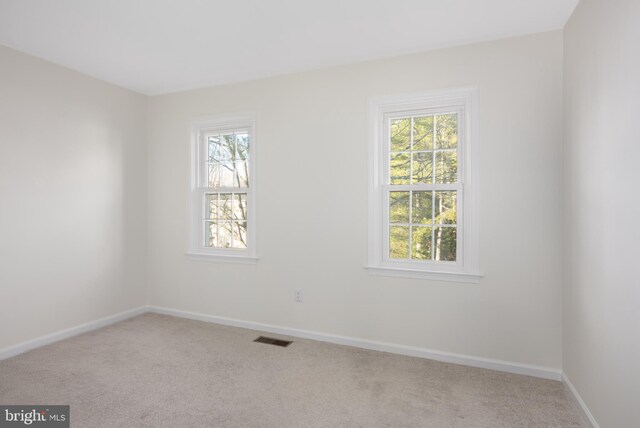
<box><xmin>147</xmin><ymin>31</ymin><xmax>564</xmax><ymax>370</ymax></box>
<box><xmin>0</xmin><ymin>45</ymin><xmax>148</xmax><ymax>349</ymax></box>
<box><xmin>563</xmin><ymin>1</ymin><xmax>640</xmax><ymax>426</ymax></box>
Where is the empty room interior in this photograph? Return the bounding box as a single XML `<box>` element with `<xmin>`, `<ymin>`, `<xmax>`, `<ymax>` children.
<box><xmin>0</xmin><ymin>0</ymin><xmax>638</xmax><ymax>427</ymax></box>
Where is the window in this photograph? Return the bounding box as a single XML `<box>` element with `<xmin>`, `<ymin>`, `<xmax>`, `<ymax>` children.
<box><xmin>367</xmin><ymin>88</ymin><xmax>481</xmax><ymax>282</ymax></box>
<box><xmin>188</xmin><ymin>113</ymin><xmax>257</xmax><ymax>263</ymax></box>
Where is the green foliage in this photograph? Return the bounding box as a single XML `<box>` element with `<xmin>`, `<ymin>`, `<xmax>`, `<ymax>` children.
<box><xmin>390</xmin><ymin>118</ymin><xmax>411</xmax><ymax>151</ymax></box>
<box><xmin>413</xmin><ymin>116</ymin><xmax>434</xmax><ymax>150</ymax></box>
<box><xmin>412</xmin><ymin>152</ymin><xmax>433</xmax><ymax>183</ymax></box>
<box><xmin>390</xmin><ymin>192</ymin><xmax>409</xmax><ymax>223</ymax></box>
<box><xmin>389</xmin><ymin>114</ymin><xmax>457</xmax><ymax>186</ymax></box>
<box><xmin>434</xmin><ymin>191</ymin><xmax>456</xmax><ymax>224</ymax></box>
<box><xmin>434</xmin><ymin>227</ymin><xmax>456</xmax><ymax>261</ymax></box>
<box><xmin>390</xmin><ymin>153</ymin><xmax>410</xmax><ymax>184</ymax></box>
<box><xmin>435</xmin><ymin>114</ymin><xmax>457</xmax><ymax>149</ymax></box>
<box><xmin>387</xmin><ymin>113</ymin><xmax>459</xmax><ymax>261</ymax></box>
<box><xmin>389</xmin><ymin>226</ymin><xmax>409</xmax><ymax>259</ymax></box>
<box><xmin>435</xmin><ymin>151</ymin><xmax>457</xmax><ymax>183</ymax></box>
<box><xmin>412</xmin><ymin>226</ymin><xmax>432</xmax><ymax>259</ymax></box>
<box><xmin>411</xmin><ymin>191</ymin><xmax>432</xmax><ymax>224</ymax></box>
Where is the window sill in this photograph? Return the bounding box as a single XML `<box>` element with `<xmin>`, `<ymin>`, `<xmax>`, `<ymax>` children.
<box><xmin>186</xmin><ymin>252</ymin><xmax>259</xmax><ymax>265</ymax></box>
<box><xmin>365</xmin><ymin>266</ymin><xmax>483</xmax><ymax>283</ymax></box>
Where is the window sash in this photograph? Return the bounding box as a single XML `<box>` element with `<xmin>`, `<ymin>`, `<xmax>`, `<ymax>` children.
<box><xmin>197</xmin><ymin>188</ymin><xmax>252</xmax><ymax>249</ymax></box>
<box><xmin>382</xmin><ymin>107</ymin><xmax>464</xmax><ymax>267</ymax></box>
<box><xmin>367</xmin><ymin>87</ymin><xmax>480</xmax><ymax>281</ymax></box>
<box><xmin>189</xmin><ymin>113</ymin><xmax>256</xmax><ymax>260</ymax></box>
<box><xmin>382</xmin><ymin>187</ymin><xmax>463</xmax><ymax>265</ymax></box>
<box><xmin>198</xmin><ymin>129</ymin><xmax>251</xmax><ymax>190</ymax></box>
<box><xmin>382</xmin><ymin>107</ymin><xmax>464</xmax><ymax>186</ymax></box>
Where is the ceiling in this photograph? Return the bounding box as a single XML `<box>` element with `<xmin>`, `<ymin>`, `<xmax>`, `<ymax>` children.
<box><xmin>0</xmin><ymin>0</ymin><xmax>579</xmax><ymax>95</ymax></box>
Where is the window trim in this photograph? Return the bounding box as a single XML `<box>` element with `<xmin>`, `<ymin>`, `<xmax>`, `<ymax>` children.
<box><xmin>367</xmin><ymin>87</ymin><xmax>481</xmax><ymax>283</ymax></box>
<box><xmin>186</xmin><ymin>112</ymin><xmax>258</xmax><ymax>263</ymax></box>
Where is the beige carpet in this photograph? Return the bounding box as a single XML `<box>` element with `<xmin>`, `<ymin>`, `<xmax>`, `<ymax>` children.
<box><xmin>0</xmin><ymin>314</ymin><xmax>586</xmax><ymax>427</ymax></box>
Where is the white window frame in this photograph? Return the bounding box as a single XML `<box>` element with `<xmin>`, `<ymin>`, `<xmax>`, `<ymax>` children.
<box><xmin>367</xmin><ymin>87</ymin><xmax>481</xmax><ymax>283</ymax></box>
<box><xmin>187</xmin><ymin>112</ymin><xmax>258</xmax><ymax>264</ymax></box>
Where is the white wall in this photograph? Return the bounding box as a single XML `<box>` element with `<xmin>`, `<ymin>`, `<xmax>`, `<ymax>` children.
<box><xmin>0</xmin><ymin>45</ymin><xmax>147</xmax><ymax>349</ymax></box>
<box><xmin>147</xmin><ymin>31</ymin><xmax>564</xmax><ymax>370</ymax></box>
<box><xmin>563</xmin><ymin>1</ymin><xmax>640</xmax><ymax>426</ymax></box>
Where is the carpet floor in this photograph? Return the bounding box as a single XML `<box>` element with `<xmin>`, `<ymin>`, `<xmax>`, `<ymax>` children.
<box><xmin>0</xmin><ymin>313</ymin><xmax>586</xmax><ymax>427</ymax></box>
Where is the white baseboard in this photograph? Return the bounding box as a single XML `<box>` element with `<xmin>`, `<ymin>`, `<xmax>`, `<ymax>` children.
<box><xmin>148</xmin><ymin>305</ymin><xmax>562</xmax><ymax>381</ymax></box>
<box><xmin>562</xmin><ymin>373</ymin><xmax>600</xmax><ymax>428</ymax></box>
<box><xmin>0</xmin><ymin>306</ymin><xmax>148</xmax><ymax>360</ymax></box>
<box><xmin>0</xmin><ymin>304</ymin><xmax>563</xmax><ymax>382</ymax></box>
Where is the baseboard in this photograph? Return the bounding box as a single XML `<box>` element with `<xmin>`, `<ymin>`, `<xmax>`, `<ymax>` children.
<box><xmin>0</xmin><ymin>306</ymin><xmax>148</xmax><ymax>360</ymax></box>
<box><xmin>562</xmin><ymin>373</ymin><xmax>600</xmax><ymax>428</ymax></box>
<box><xmin>1</xmin><ymin>304</ymin><xmax>563</xmax><ymax>382</ymax></box>
<box><xmin>148</xmin><ymin>305</ymin><xmax>562</xmax><ymax>381</ymax></box>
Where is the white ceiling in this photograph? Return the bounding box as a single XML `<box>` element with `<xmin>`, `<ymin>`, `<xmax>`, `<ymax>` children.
<box><xmin>0</xmin><ymin>0</ymin><xmax>578</xmax><ymax>95</ymax></box>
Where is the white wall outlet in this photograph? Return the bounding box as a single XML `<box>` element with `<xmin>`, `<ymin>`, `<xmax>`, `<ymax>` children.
<box><xmin>294</xmin><ymin>288</ymin><xmax>303</xmax><ymax>303</ymax></box>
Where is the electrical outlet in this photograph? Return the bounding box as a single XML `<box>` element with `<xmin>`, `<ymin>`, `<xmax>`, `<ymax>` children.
<box><xmin>294</xmin><ymin>288</ymin><xmax>303</xmax><ymax>303</ymax></box>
